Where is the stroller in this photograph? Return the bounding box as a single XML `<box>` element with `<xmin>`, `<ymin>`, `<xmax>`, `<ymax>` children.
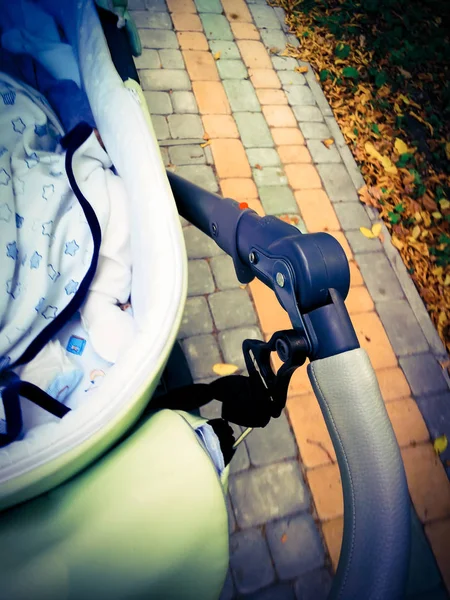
<box><xmin>0</xmin><ymin>1</ymin><xmax>411</xmax><ymax>598</ymax></box>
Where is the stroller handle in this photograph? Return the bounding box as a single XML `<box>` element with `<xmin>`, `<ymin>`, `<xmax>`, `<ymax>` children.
<box><xmin>309</xmin><ymin>348</ymin><xmax>410</xmax><ymax>600</ymax></box>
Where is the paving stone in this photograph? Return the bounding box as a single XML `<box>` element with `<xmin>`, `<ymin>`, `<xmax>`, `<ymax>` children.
<box><xmin>249</xmin><ymin>4</ymin><xmax>281</xmax><ymax>29</ymax></box>
<box><xmin>184</xmin><ymin>225</ymin><xmax>224</xmax><ymax>258</ymax></box>
<box><xmin>246</xmin><ymin>410</ymin><xmax>297</xmax><ymax>467</ymax></box>
<box><xmin>139</xmin><ymin>0</ymin><xmax>167</xmax><ymax>10</ymax></box>
<box><xmin>317</xmin><ymin>163</ymin><xmax>359</xmax><ymax>202</ymax></box>
<box><xmin>376</xmin><ymin>299</ymin><xmax>429</xmax><ymax>357</ymax></box>
<box><xmin>171</xmin><ymin>91</ymin><xmax>198</xmax><ymax>113</ymax></box>
<box><xmin>259</xmin><ymin>186</ymin><xmax>297</xmax><ymax>215</ymax></box>
<box><xmin>133</xmin><ymin>10</ymin><xmax>172</xmax><ymax>29</ymax></box>
<box><xmin>234</xmin><ymin>112</ymin><xmax>273</xmax><ymax>148</ymax></box>
<box><xmin>253</xmin><ymin>166</ymin><xmax>288</xmax><ymax>187</ymax></box>
<box><xmin>324</xmin><ymin>116</ymin><xmax>346</xmax><ymax>147</ymax></box>
<box><xmin>334</xmin><ymin>202</ymin><xmax>372</xmax><ymax>230</ymax></box>
<box><xmin>129</xmin><ymin>0</ymin><xmax>146</xmax><ymax>9</ymax></box>
<box><xmin>167</xmin><ymin>114</ymin><xmax>203</xmax><ymax>138</ymax></box>
<box><xmin>217</xmin><ymin>59</ymin><xmax>248</xmax><ymax>80</ymax></box>
<box><xmin>229</xmin><ymin>528</ymin><xmax>276</xmax><ymax>595</ymax></box>
<box><xmin>159</xmin><ymin>49</ymin><xmax>184</xmax><ymax>69</ymax></box>
<box><xmin>298</xmin><ymin>122</ymin><xmax>331</xmax><ymax>140</ymax></box>
<box><xmin>244</xmin><ymin>583</ymin><xmax>296</xmax><ymax>600</ymax></box>
<box><xmin>210</xmin><ymin>40</ymin><xmax>241</xmax><ymax>60</ymax></box>
<box><xmin>178</xmin><ymin>296</ymin><xmax>214</xmax><ymax>338</ymax></box>
<box><xmin>305</xmin><ymin>74</ymin><xmax>333</xmax><ymax>116</ymax></box>
<box><xmin>134</xmin><ymin>48</ymin><xmax>161</xmax><ymax>69</ymax></box>
<box><xmin>339</xmin><ymin>143</ymin><xmax>366</xmax><ymax>191</ymax></box>
<box><xmin>210</xmin><ymin>254</ymin><xmax>241</xmax><ymax>289</ymax></box>
<box><xmin>284</xmin><ymin>86</ymin><xmax>315</xmax><ymax>107</ymax></box>
<box><xmin>140</xmin><ymin>69</ymin><xmax>191</xmax><ymax>91</ymax></box>
<box><xmin>151</xmin><ymin>115</ymin><xmax>170</xmax><ymax>139</ymax></box>
<box><xmin>399</xmin><ymin>354</ymin><xmax>449</xmax><ymax>397</ymax></box>
<box><xmin>229</xmin><ymin>461</ymin><xmax>310</xmax><ymax>528</ymax></box>
<box><xmin>272</xmin><ymin>56</ymin><xmax>298</xmax><ymax>70</ymax></box>
<box><xmin>246</xmin><ymin>148</ymin><xmax>281</xmax><ymax>167</ymax></box>
<box><xmin>144</xmin><ymin>91</ymin><xmax>173</xmax><ymax>115</ymax></box>
<box><xmin>286</xmin><ymin>33</ymin><xmax>300</xmax><ymax>47</ymax></box>
<box><xmin>273</xmin><ymin>6</ymin><xmax>290</xmax><ymax>32</ymax></box>
<box><xmin>195</xmin><ymin>0</ymin><xmax>223</xmax><ymax>12</ymax></box>
<box><xmin>227</xmin><ymin>496</ymin><xmax>237</xmax><ymax>534</ymax></box>
<box><xmin>209</xmin><ymin>289</ymin><xmax>257</xmax><ymax>330</ymax></box>
<box><xmin>139</xmin><ymin>29</ymin><xmax>178</xmax><ymax>49</ymax></box>
<box><xmin>415</xmin><ymin>393</ymin><xmax>450</xmax><ymax>471</ymax></box>
<box><xmin>219</xmin><ymin>326</ymin><xmax>263</xmax><ymax>370</ymax></box>
<box><xmin>346</xmin><ymin>229</ymin><xmax>383</xmax><ymax>254</ymax></box>
<box><xmin>260</xmin><ymin>29</ymin><xmax>288</xmax><ymax>51</ymax></box>
<box><xmin>223</xmin><ymin>80</ymin><xmax>261</xmax><ymax>112</ymax></box>
<box><xmin>169</xmin><ymin>144</ymin><xmax>205</xmax><ymax>165</ymax></box>
<box><xmin>306</xmin><ymin>139</ymin><xmax>342</xmax><ymax>163</ymax></box>
<box><xmin>266</xmin><ymin>513</ymin><xmax>325</xmax><ymax>580</ymax></box>
<box><xmin>176</xmin><ymin>165</ymin><xmax>219</xmax><ymax>192</ymax></box>
<box><xmin>160</xmin><ymin>146</ymin><xmax>170</xmax><ymax>166</ymax></box>
<box><xmin>181</xmin><ymin>334</ymin><xmax>221</xmax><ymax>379</ymax></box>
<box><xmin>187</xmin><ymin>259</ymin><xmax>215</xmax><ymax>295</ymax></box>
<box><xmin>295</xmin><ymin>568</ymin><xmax>333</xmax><ymax>600</ymax></box>
<box><xmin>219</xmin><ymin>570</ymin><xmax>235</xmax><ymax>600</ymax></box>
<box><xmin>200</xmin><ymin>14</ymin><xmax>233</xmax><ymax>40</ymax></box>
<box><xmin>279</xmin><ymin>70</ymin><xmax>308</xmax><ymax>88</ymax></box>
<box><xmin>230</xmin><ymin>426</ymin><xmax>251</xmax><ymax>474</ymax></box>
<box><xmin>292</xmin><ymin>105</ymin><xmax>324</xmax><ymax>123</ymax></box>
<box><xmin>355</xmin><ymin>253</ymin><xmax>404</xmax><ymax>302</ymax></box>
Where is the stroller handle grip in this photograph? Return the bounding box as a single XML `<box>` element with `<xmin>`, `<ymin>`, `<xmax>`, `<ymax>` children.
<box><xmin>308</xmin><ymin>348</ymin><xmax>410</xmax><ymax>600</ymax></box>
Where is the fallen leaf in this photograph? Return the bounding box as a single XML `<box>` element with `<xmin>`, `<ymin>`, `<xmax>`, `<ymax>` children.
<box><xmin>394</xmin><ymin>138</ymin><xmax>412</xmax><ymax>155</ymax></box>
<box><xmin>213</xmin><ymin>51</ymin><xmax>221</xmax><ymax>60</ymax></box>
<box><xmin>445</xmin><ymin>274</ymin><xmax>450</xmax><ymax>286</ymax></box>
<box><xmin>322</xmin><ymin>137</ymin><xmax>335</xmax><ymax>148</ymax></box>
<box><xmin>398</xmin><ymin>67</ymin><xmax>412</xmax><ymax>79</ymax></box>
<box><xmin>295</xmin><ymin>65</ymin><xmax>309</xmax><ymax>73</ymax></box>
<box><xmin>391</xmin><ymin>235</ymin><xmax>404</xmax><ymax>250</ymax></box>
<box><xmin>200</xmin><ymin>140</ymin><xmax>211</xmax><ymax>148</ymax></box>
<box><xmin>433</xmin><ymin>435</ymin><xmax>448</xmax><ymax>455</ymax></box>
<box><xmin>281</xmin><ymin>533</ymin><xmax>288</xmax><ymax>544</ymax></box>
<box><xmin>254</xmin><ymin>163</ymin><xmax>263</xmax><ymax>170</ymax></box>
<box><xmin>364</xmin><ymin>142</ymin><xmax>397</xmax><ymax>174</ymax></box>
<box><xmin>269</xmin><ymin>47</ymin><xmax>280</xmax><ymax>54</ymax></box>
<box><xmin>213</xmin><ymin>363</ymin><xmax>239</xmax><ymax>376</ymax></box>
<box><xmin>203</xmin><ymin>132</ymin><xmax>210</xmax><ymax>141</ymax></box>
<box><xmin>372</xmin><ymin>223</ymin><xmax>382</xmax><ymax>237</ymax></box>
<box><xmin>360</xmin><ymin>223</ymin><xmax>382</xmax><ymax>238</ymax></box>
<box><xmin>446</xmin><ymin>142</ymin><xmax>450</xmax><ymax>161</ymax></box>
<box><xmin>440</xmin><ymin>199</ymin><xmax>450</xmax><ymax>210</ymax></box>
<box><xmin>412</xmin><ymin>225</ymin><xmax>421</xmax><ymax>239</ymax></box>
<box><xmin>432</xmin><ymin>211</ymin><xmax>443</xmax><ymax>220</ymax></box>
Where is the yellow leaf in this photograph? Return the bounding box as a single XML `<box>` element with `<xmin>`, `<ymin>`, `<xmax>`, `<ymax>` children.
<box><xmin>440</xmin><ymin>199</ymin><xmax>450</xmax><ymax>210</ymax></box>
<box><xmin>398</xmin><ymin>94</ymin><xmax>410</xmax><ymax>104</ymax></box>
<box><xmin>322</xmin><ymin>138</ymin><xmax>335</xmax><ymax>148</ymax></box>
<box><xmin>394</xmin><ymin>138</ymin><xmax>409</xmax><ymax>155</ymax></box>
<box><xmin>433</xmin><ymin>435</ymin><xmax>448</xmax><ymax>455</ymax></box>
<box><xmin>360</xmin><ymin>226</ymin><xmax>376</xmax><ymax>239</ymax></box>
<box><xmin>412</xmin><ymin>225</ymin><xmax>421</xmax><ymax>239</ymax></box>
<box><xmin>213</xmin><ymin>363</ymin><xmax>239</xmax><ymax>376</ymax></box>
<box><xmin>372</xmin><ymin>223</ymin><xmax>382</xmax><ymax>237</ymax></box>
<box><xmin>295</xmin><ymin>65</ymin><xmax>308</xmax><ymax>73</ymax></box>
<box><xmin>391</xmin><ymin>235</ymin><xmax>404</xmax><ymax>251</ymax></box>
<box><xmin>414</xmin><ymin>211</ymin><xmax>422</xmax><ymax>223</ymax></box>
<box><xmin>446</xmin><ymin>142</ymin><xmax>450</xmax><ymax>161</ymax></box>
<box><xmin>432</xmin><ymin>211</ymin><xmax>443</xmax><ymax>220</ymax></box>
<box><xmin>213</xmin><ymin>51</ymin><xmax>221</xmax><ymax>60</ymax></box>
<box><xmin>364</xmin><ymin>142</ymin><xmax>397</xmax><ymax>174</ymax></box>
<box><xmin>394</xmin><ymin>103</ymin><xmax>403</xmax><ymax>116</ymax></box>
<box><xmin>445</xmin><ymin>274</ymin><xmax>450</xmax><ymax>286</ymax></box>
<box><xmin>200</xmin><ymin>140</ymin><xmax>211</xmax><ymax>148</ymax></box>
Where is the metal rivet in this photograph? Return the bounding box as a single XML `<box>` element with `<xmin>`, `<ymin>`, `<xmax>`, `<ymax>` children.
<box><xmin>276</xmin><ymin>272</ymin><xmax>285</xmax><ymax>287</ymax></box>
<box><xmin>249</xmin><ymin>251</ymin><xmax>257</xmax><ymax>264</ymax></box>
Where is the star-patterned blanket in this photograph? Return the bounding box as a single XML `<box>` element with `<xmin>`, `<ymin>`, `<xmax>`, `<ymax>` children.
<box><xmin>0</xmin><ymin>72</ymin><xmax>99</xmax><ymax>370</ymax></box>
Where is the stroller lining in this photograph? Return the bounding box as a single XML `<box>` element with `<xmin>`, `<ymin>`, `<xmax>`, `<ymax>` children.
<box><xmin>0</xmin><ymin>0</ymin><xmax>186</xmax><ymax>496</ymax></box>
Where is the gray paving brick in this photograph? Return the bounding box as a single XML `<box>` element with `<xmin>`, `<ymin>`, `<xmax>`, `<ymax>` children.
<box><xmin>246</xmin><ymin>410</ymin><xmax>297</xmax><ymax>467</ymax></box>
<box><xmin>210</xmin><ymin>254</ymin><xmax>241</xmax><ymax>289</ymax></box>
<box><xmin>159</xmin><ymin>48</ymin><xmax>184</xmax><ymax>69</ymax></box>
<box><xmin>132</xmin><ymin>10</ymin><xmax>172</xmax><ymax>29</ymax></box>
<box><xmin>286</xmin><ymin>214</ymin><xmax>307</xmax><ymax>233</ymax></box>
<box><xmin>376</xmin><ymin>299</ymin><xmax>429</xmax><ymax>356</ymax></box>
<box><xmin>235</xmin><ymin>113</ymin><xmax>273</xmax><ymax>148</ymax></box>
<box><xmin>244</xmin><ymin>583</ymin><xmax>296</xmax><ymax>600</ymax></box>
<box><xmin>285</xmin><ymin>86</ymin><xmax>315</xmax><ymax>107</ymax></box>
<box><xmin>260</xmin><ymin>29</ymin><xmax>288</xmax><ymax>51</ymax></box>
<box><xmin>346</xmin><ymin>229</ymin><xmax>383</xmax><ymax>254</ymax></box>
<box><xmin>324</xmin><ymin>116</ymin><xmax>346</xmax><ymax>147</ymax></box>
<box><xmin>286</xmin><ymin>33</ymin><xmax>300</xmax><ymax>47</ymax></box>
<box><xmin>230</xmin><ymin>426</ymin><xmax>251</xmax><ymax>474</ymax></box>
<box><xmin>179</xmin><ymin>296</ymin><xmax>214</xmax><ymax>338</ymax></box>
<box><xmin>400</xmin><ymin>354</ymin><xmax>449</xmax><ymax>397</ymax></box>
<box><xmin>223</xmin><ymin>80</ymin><xmax>261</xmax><ymax>112</ymax></box>
<box><xmin>307</xmin><ymin>139</ymin><xmax>342</xmax><ymax>163</ymax></box>
<box><xmin>229</xmin><ymin>461</ymin><xmax>310</xmax><ymax>528</ymax></box>
<box><xmin>204</xmin><ymin>145</ymin><xmax>214</xmax><ymax>165</ymax></box>
<box><xmin>219</xmin><ymin>570</ymin><xmax>235</xmax><ymax>600</ymax></box>
<box><xmin>181</xmin><ymin>334</ymin><xmax>221</xmax><ymax>379</ymax></box>
<box><xmin>184</xmin><ymin>226</ymin><xmax>224</xmax><ymax>258</ymax></box>
<box><xmin>230</xmin><ymin>528</ymin><xmax>275</xmax><ymax>594</ymax></box>
<box><xmin>217</xmin><ymin>59</ymin><xmax>248</xmax><ymax>80</ymax></box>
<box><xmin>259</xmin><ymin>186</ymin><xmax>297</xmax><ymax>215</ymax></box>
<box><xmin>219</xmin><ymin>326</ymin><xmax>263</xmax><ymax>370</ymax></box>
<box><xmin>167</xmin><ymin>114</ymin><xmax>203</xmax><ymax>138</ymax></box>
<box><xmin>171</xmin><ymin>91</ymin><xmax>198</xmax><ymax>113</ymax></box>
<box><xmin>298</xmin><ymin>122</ymin><xmax>331</xmax><ymax>140</ymax></box>
<box><xmin>317</xmin><ymin>163</ymin><xmax>359</xmax><ymax>202</ymax></box>
<box><xmin>169</xmin><ymin>144</ymin><xmax>205</xmax><ymax>165</ymax></box>
<box><xmin>140</xmin><ymin>69</ymin><xmax>191</xmax><ymax>91</ymax></box>
<box><xmin>151</xmin><ymin>115</ymin><xmax>170</xmax><ymax>139</ymax></box>
<box><xmin>176</xmin><ymin>165</ymin><xmax>219</xmax><ymax>192</ymax></box>
<box><xmin>253</xmin><ymin>166</ymin><xmax>288</xmax><ymax>187</ymax></box>
<box><xmin>249</xmin><ymin>4</ymin><xmax>281</xmax><ymax>29</ymax></box>
<box><xmin>140</xmin><ymin>0</ymin><xmax>167</xmax><ymax>10</ymax></box>
<box><xmin>279</xmin><ymin>70</ymin><xmax>307</xmax><ymax>87</ymax></box>
<box><xmin>199</xmin><ymin>399</ymin><xmax>221</xmax><ymax>420</ymax></box>
<box><xmin>227</xmin><ymin>496</ymin><xmax>236</xmax><ymax>534</ymax></box>
<box><xmin>209</xmin><ymin>289</ymin><xmax>257</xmax><ymax>330</ymax></box>
<box><xmin>334</xmin><ymin>202</ymin><xmax>372</xmax><ymax>230</ymax></box>
<box><xmin>338</xmin><ymin>143</ymin><xmax>366</xmax><ymax>191</ymax></box>
<box><xmin>139</xmin><ymin>29</ymin><xmax>178</xmax><ymax>49</ymax></box>
<box><xmin>266</xmin><ymin>513</ymin><xmax>325</xmax><ymax>580</ymax></box>
<box><xmin>144</xmin><ymin>91</ymin><xmax>173</xmax><ymax>115</ymax></box>
<box><xmin>247</xmin><ymin>0</ymin><xmax>270</xmax><ymax>3</ymax></box>
<box><xmin>273</xmin><ymin>6</ymin><xmax>289</xmax><ymax>32</ymax></box>
<box><xmin>210</xmin><ymin>40</ymin><xmax>240</xmax><ymax>60</ymax></box>
<box><xmin>355</xmin><ymin>253</ymin><xmax>404</xmax><ymax>302</ymax></box>
<box><xmin>415</xmin><ymin>393</ymin><xmax>450</xmax><ymax>470</ymax></box>
<box><xmin>295</xmin><ymin>568</ymin><xmax>333</xmax><ymax>600</ymax></box>
<box><xmin>200</xmin><ymin>13</ymin><xmax>233</xmax><ymax>40</ymax></box>
<box><xmin>129</xmin><ymin>0</ymin><xmax>146</xmax><ymax>9</ymax></box>
<box><xmin>272</xmin><ymin>56</ymin><xmax>299</xmax><ymax>70</ymax></box>
<box><xmin>160</xmin><ymin>146</ymin><xmax>170</xmax><ymax>166</ymax></box>
<box><xmin>195</xmin><ymin>0</ymin><xmax>223</xmax><ymax>12</ymax></box>
<box><xmin>134</xmin><ymin>49</ymin><xmax>161</xmax><ymax>69</ymax></box>
<box><xmin>247</xmin><ymin>148</ymin><xmax>281</xmax><ymax>167</ymax></box>
<box><xmin>305</xmin><ymin>75</ymin><xmax>333</xmax><ymax>116</ymax></box>
<box><xmin>179</xmin><ymin>215</ymin><xmax>190</xmax><ymax>227</ymax></box>
<box><xmin>292</xmin><ymin>105</ymin><xmax>324</xmax><ymax>123</ymax></box>
<box><xmin>187</xmin><ymin>259</ymin><xmax>215</xmax><ymax>295</ymax></box>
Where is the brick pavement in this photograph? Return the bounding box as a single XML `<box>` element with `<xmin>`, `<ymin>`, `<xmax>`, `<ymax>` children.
<box><xmin>130</xmin><ymin>0</ymin><xmax>450</xmax><ymax>597</ymax></box>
